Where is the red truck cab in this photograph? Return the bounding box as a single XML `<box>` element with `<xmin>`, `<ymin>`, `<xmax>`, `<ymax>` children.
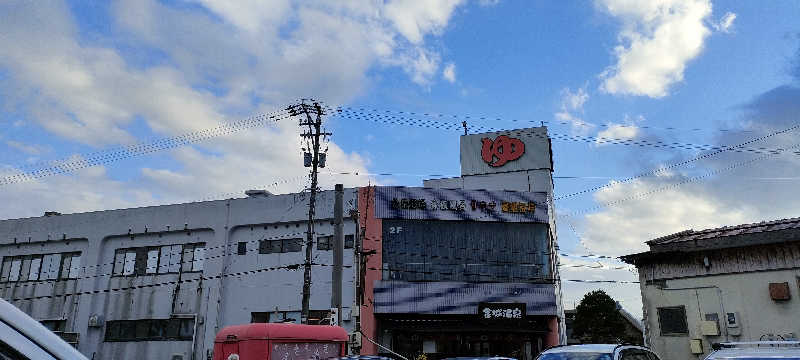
<box><xmin>213</xmin><ymin>323</ymin><xmax>348</xmax><ymax>360</ymax></box>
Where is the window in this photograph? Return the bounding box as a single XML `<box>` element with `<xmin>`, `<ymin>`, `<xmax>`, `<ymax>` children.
<box><xmin>251</xmin><ymin>312</ymin><xmax>269</xmax><ymax>323</ymax></box>
<box><xmin>104</xmin><ymin>318</ymin><xmax>195</xmax><ymax>342</ymax></box>
<box><xmin>0</xmin><ymin>340</ymin><xmax>28</xmax><ymax>360</ymax></box>
<box><xmin>237</xmin><ymin>242</ymin><xmax>247</xmax><ymax>255</ymax></box>
<box><xmin>0</xmin><ymin>252</ymin><xmax>82</xmax><ymax>283</ymax></box>
<box><xmin>621</xmin><ymin>349</ymin><xmax>649</xmax><ymax>360</ymax></box>
<box><xmin>307</xmin><ymin>310</ymin><xmax>332</xmax><ymax>325</ymax></box>
<box><xmin>317</xmin><ymin>236</ymin><xmax>332</xmax><ymax>250</ymax></box>
<box><xmin>318</xmin><ymin>235</ymin><xmax>354</xmax><ymax>250</ymax></box>
<box><xmin>258</xmin><ymin>239</ymin><xmax>303</xmax><ymax>254</ymax></box>
<box><xmin>657</xmin><ymin>306</ymin><xmax>689</xmax><ymax>335</ymax></box>
<box><xmin>113</xmin><ymin>244</ymin><xmax>205</xmax><ymax>277</ymax></box>
<box><xmin>181</xmin><ymin>244</ymin><xmax>205</xmax><ymax>272</ymax></box>
<box><xmin>39</xmin><ymin>320</ymin><xmax>66</xmax><ymax>332</ymax></box>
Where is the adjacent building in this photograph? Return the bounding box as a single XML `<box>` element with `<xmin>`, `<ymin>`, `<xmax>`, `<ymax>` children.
<box><xmin>0</xmin><ymin>190</ymin><xmax>360</xmax><ymax>360</ymax></box>
<box><xmin>621</xmin><ymin>217</ymin><xmax>800</xmax><ymax>360</ymax></box>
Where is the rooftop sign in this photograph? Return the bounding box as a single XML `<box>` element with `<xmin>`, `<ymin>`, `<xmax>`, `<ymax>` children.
<box><xmin>461</xmin><ymin>127</ymin><xmax>552</xmax><ymax>176</ymax></box>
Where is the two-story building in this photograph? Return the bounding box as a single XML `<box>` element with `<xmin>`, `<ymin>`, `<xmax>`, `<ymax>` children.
<box><xmin>622</xmin><ymin>217</ymin><xmax>800</xmax><ymax>360</ymax></box>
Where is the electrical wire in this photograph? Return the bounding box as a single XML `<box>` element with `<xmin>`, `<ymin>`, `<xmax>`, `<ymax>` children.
<box><xmin>563</xmin><ymin>143</ymin><xmax>800</xmax><ymax>216</ymax></box>
<box><xmin>332</xmin><ymin>107</ymin><xmax>799</xmax><ymax>157</ymax></box>
<box><xmin>0</xmin><ymin>109</ymin><xmax>292</xmax><ymax>187</ymax></box>
<box><xmin>336</xmin><ymin>106</ymin><xmax>755</xmax><ymax>134</ymax></box>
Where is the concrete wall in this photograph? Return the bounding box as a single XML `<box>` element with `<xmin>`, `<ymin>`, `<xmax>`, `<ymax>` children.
<box><xmin>641</xmin><ymin>269</ymin><xmax>800</xmax><ymax>360</ymax></box>
<box><xmin>424</xmin><ymin>169</ymin><xmax>553</xmax><ymax>194</ymax></box>
<box><xmin>0</xmin><ymin>190</ymin><xmax>359</xmax><ymax>360</ymax></box>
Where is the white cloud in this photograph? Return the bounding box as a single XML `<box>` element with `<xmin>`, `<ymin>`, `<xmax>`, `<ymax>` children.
<box><xmin>5</xmin><ymin>141</ymin><xmax>50</xmax><ymax>156</ymax></box>
<box><xmin>598</xmin><ymin>0</ymin><xmax>712</xmax><ymax>98</ymax></box>
<box><xmin>442</xmin><ymin>63</ymin><xmax>456</xmax><ymax>83</ymax></box>
<box><xmin>554</xmin><ymin>87</ymin><xmax>594</xmax><ymax>135</ymax></box>
<box><xmin>384</xmin><ymin>0</ymin><xmax>464</xmax><ymax>44</ymax></box>
<box><xmin>0</xmin><ymin>0</ymin><xmax>470</xmax><ymax>218</ymax></box>
<box><xmin>580</xmin><ymin>177</ymin><xmax>756</xmax><ymax>256</ymax></box>
<box><xmin>595</xmin><ymin>114</ymin><xmax>642</xmax><ymax>145</ymax></box>
<box><xmin>396</xmin><ymin>47</ymin><xmax>442</xmax><ymax>86</ymax></box>
<box><xmin>595</xmin><ymin>124</ymin><xmax>639</xmax><ymax>144</ymax></box>
<box><xmin>713</xmin><ymin>12</ymin><xmax>736</xmax><ymax>33</ymax></box>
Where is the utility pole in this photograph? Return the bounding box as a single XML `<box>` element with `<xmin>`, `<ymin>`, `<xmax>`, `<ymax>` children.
<box><xmin>332</xmin><ymin>184</ymin><xmax>344</xmax><ymax>326</ymax></box>
<box><xmin>288</xmin><ymin>99</ymin><xmax>330</xmax><ymax>324</ymax></box>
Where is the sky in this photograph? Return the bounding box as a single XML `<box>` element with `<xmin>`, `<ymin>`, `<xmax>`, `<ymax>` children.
<box><xmin>1</xmin><ymin>0</ymin><xmax>800</xmax><ymax>319</ymax></box>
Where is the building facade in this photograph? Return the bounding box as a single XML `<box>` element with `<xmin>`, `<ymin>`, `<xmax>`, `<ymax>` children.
<box><xmin>0</xmin><ymin>126</ymin><xmax>563</xmax><ymax>360</ymax></box>
<box><xmin>0</xmin><ymin>190</ymin><xmax>359</xmax><ymax>360</ymax></box>
<box><xmin>356</xmin><ymin>127</ymin><xmax>564</xmax><ymax>360</ymax></box>
<box><xmin>622</xmin><ymin>217</ymin><xmax>800</xmax><ymax>360</ymax></box>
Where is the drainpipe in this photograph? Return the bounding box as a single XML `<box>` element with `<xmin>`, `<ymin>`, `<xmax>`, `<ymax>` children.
<box><xmin>660</xmin><ymin>285</ymin><xmax>728</xmax><ymax>342</ymax></box>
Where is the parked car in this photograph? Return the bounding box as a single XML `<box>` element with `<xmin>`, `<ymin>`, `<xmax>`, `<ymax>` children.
<box><xmin>536</xmin><ymin>344</ymin><xmax>660</xmax><ymax>360</ymax></box>
<box><xmin>0</xmin><ymin>297</ymin><xmax>88</xmax><ymax>360</ymax></box>
<box><xmin>442</xmin><ymin>357</ymin><xmax>517</xmax><ymax>360</ymax></box>
<box><xmin>705</xmin><ymin>341</ymin><xmax>800</xmax><ymax>360</ymax></box>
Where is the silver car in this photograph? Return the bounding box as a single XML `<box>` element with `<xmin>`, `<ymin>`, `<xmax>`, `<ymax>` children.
<box><xmin>536</xmin><ymin>344</ymin><xmax>660</xmax><ymax>360</ymax></box>
<box><xmin>0</xmin><ymin>297</ymin><xmax>88</xmax><ymax>360</ymax></box>
<box><xmin>705</xmin><ymin>342</ymin><xmax>800</xmax><ymax>360</ymax></box>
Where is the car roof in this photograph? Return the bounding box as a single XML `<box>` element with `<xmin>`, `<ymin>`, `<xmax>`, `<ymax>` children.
<box><xmin>708</xmin><ymin>348</ymin><xmax>800</xmax><ymax>359</ymax></box>
<box><xmin>543</xmin><ymin>345</ymin><xmax>649</xmax><ymax>354</ymax></box>
<box><xmin>708</xmin><ymin>343</ymin><xmax>800</xmax><ymax>359</ymax></box>
<box><xmin>0</xmin><ymin>298</ymin><xmax>88</xmax><ymax>360</ymax></box>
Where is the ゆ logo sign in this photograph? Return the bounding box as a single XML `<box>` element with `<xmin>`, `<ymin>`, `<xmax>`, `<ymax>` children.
<box><xmin>481</xmin><ymin>135</ymin><xmax>525</xmax><ymax>167</ymax></box>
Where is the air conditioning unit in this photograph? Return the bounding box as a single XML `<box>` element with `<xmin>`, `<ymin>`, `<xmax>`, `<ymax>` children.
<box><xmin>88</xmin><ymin>314</ymin><xmax>103</xmax><ymax>327</ymax></box>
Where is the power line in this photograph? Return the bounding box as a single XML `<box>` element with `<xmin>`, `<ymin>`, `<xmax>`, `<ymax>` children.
<box><xmin>333</xmin><ymin>107</ymin><xmax>799</xmax><ymax>157</ymax></box>
<box><xmin>0</xmin><ymin>109</ymin><xmax>292</xmax><ymax>187</ymax></box>
<box><xmin>563</xmin><ymin>143</ymin><xmax>800</xmax><ymax>216</ymax></box>
<box><xmin>4</xmin><ymin>256</ymin><xmax>638</xmax><ymax>303</ymax></box>
<box><xmin>335</xmin><ymin>106</ymin><xmax>754</xmax><ymax>134</ymax></box>
<box><xmin>554</xmin><ymin>122</ymin><xmax>800</xmax><ymax>200</ymax></box>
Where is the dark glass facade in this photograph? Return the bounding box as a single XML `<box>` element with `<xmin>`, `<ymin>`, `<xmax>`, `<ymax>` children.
<box><xmin>381</xmin><ymin>220</ymin><xmax>551</xmax><ymax>282</ymax></box>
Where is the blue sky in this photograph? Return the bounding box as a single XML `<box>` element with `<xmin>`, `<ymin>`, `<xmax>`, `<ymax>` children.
<box><xmin>1</xmin><ymin>0</ymin><xmax>799</xmax><ymax>315</ymax></box>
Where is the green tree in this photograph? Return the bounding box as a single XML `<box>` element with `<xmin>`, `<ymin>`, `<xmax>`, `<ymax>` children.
<box><xmin>572</xmin><ymin>290</ymin><xmax>627</xmax><ymax>343</ymax></box>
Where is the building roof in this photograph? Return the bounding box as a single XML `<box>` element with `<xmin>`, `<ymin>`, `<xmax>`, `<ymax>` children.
<box><xmin>622</xmin><ymin>216</ymin><xmax>800</xmax><ymax>264</ymax></box>
<box><xmin>646</xmin><ymin>216</ymin><xmax>800</xmax><ymax>246</ymax></box>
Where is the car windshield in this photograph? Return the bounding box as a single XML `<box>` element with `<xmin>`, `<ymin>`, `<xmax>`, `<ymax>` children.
<box><xmin>538</xmin><ymin>352</ymin><xmax>613</xmax><ymax>360</ymax></box>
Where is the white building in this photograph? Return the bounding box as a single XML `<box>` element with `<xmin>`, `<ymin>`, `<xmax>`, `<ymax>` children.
<box><xmin>621</xmin><ymin>217</ymin><xmax>800</xmax><ymax>360</ymax></box>
<box><xmin>0</xmin><ymin>189</ymin><xmax>359</xmax><ymax>360</ymax></box>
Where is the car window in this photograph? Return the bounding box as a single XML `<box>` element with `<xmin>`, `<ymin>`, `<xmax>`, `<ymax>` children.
<box><xmin>620</xmin><ymin>349</ymin><xmax>649</xmax><ymax>360</ymax></box>
<box><xmin>0</xmin><ymin>321</ymin><xmax>55</xmax><ymax>360</ymax></box>
<box><xmin>0</xmin><ymin>341</ymin><xmax>28</xmax><ymax>360</ymax></box>
<box><xmin>538</xmin><ymin>352</ymin><xmax>612</xmax><ymax>360</ymax></box>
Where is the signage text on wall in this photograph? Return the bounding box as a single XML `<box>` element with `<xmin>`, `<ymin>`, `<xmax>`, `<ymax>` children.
<box><xmin>478</xmin><ymin>302</ymin><xmax>526</xmax><ymax>320</ymax></box>
<box><xmin>376</xmin><ymin>186</ymin><xmax>549</xmax><ymax>223</ymax></box>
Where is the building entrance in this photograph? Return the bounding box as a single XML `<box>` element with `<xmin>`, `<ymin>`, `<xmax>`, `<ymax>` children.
<box><xmin>378</xmin><ymin>316</ymin><xmax>551</xmax><ymax>360</ymax></box>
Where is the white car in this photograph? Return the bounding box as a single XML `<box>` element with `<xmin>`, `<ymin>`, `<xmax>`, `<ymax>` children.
<box><xmin>536</xmin><ymin>344</ymin><xmax>660</xmax><ymax>360</ymax></box>
<box><xmin>0</xmin><ymin>297</ymin><xmax>88</xmax><ymax>360</ymax></box>
<box><xmin>705</xmin><ymin>342</ymin><xmax>800</xmax><ymax>360</ymax></box>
